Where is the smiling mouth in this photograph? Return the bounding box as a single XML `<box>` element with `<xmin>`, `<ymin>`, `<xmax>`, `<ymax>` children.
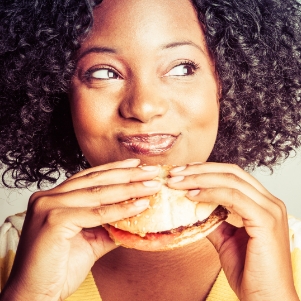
<box><xmin>119</xmin><ymin>134</ymin><xmax>179</xmax><ymax>155</ymax></box>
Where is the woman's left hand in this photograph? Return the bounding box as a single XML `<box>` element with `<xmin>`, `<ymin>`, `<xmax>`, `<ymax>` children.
<box><xmin>167</xmin><ymin>162</ymin><xmax>299</xmax><ymax>301</ymax></box>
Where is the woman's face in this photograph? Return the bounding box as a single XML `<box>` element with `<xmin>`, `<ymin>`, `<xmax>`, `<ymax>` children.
<box><xmin>70</xmin><ymin>0</ymin><xmax>219</xmax><ymax>167</ymax></box>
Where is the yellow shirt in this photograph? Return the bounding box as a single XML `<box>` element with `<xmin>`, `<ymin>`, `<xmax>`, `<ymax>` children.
<box><xmin>1</xmin><ymin>212</ymin><xmax>300</xmax><ymax>301</ymax></box>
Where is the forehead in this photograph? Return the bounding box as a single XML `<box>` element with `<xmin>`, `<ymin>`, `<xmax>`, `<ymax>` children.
<box><xmin>93</xmin><ymin>0</ymin><xmax>197</xmax><ymax>24</ymax></box>
<box><xmin>82</xmin><ymin>0</ymin><xmax>206</xmax><ymax>53</ymax></box>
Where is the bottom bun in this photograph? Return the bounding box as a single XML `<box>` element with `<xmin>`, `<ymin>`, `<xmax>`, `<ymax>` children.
<box><xmin>104</xmin><ymin>205</ymin><xmax>228</xmax><ymax>251</ymax></box>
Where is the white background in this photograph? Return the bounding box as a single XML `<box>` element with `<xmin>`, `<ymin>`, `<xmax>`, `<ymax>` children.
<box><xmin>1</xmin><ymin>153</ymin><xmax>301</xmax><ymax>225</ymax></box>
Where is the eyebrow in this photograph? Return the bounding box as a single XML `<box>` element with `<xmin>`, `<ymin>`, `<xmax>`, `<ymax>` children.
<box><xmin>77</xmin><ymin>40</ymin><xmax>204</xmax><ymax>62</ymax></box>
<box><xmin>77</xmin><ymin>46</ymin><xmax>117</xmax><ymax>62</ymax></box>
<box><xmin>160</xmin><ymin>41</ymin><xmax>204</xmax><ymax>53</ymax></box>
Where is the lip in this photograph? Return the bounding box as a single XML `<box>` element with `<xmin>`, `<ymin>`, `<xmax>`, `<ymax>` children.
<box><xmin>118</xmin><ymin>134</ymin><xmax>179</xmax><ymax>155</ymax></box>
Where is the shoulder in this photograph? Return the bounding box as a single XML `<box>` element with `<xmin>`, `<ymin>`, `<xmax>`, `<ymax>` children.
<box><xmin>0</xmin><ymin>212</ymin><xmax>25</xmax><ymax>291</ymax></box>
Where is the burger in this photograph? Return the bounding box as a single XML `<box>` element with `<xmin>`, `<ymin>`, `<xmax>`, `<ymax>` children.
<box><xmin>104</xmin><ymin>165</ymin><xmax>228</xmax><ymax>251</ymax></box>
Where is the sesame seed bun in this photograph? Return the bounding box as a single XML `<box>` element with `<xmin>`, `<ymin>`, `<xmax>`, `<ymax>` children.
<box><xmin>105</xmin><ymin>165</ymin><xmax>228</xmax><ymax>251</ymax></box>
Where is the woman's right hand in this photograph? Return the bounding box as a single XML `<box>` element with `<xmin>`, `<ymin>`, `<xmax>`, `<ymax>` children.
<box><xmin>1</xmin><ymin>158</ymin><xmax>161</xmax><ymax>301</ymax></box>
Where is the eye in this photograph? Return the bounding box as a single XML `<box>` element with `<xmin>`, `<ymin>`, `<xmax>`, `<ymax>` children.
<box><xmin>165</xmin><ymin>61</ymin><xmax>199</xmax><ymax>77</ymax></box>
<box><xmin>86</xmin><ymin>67</ymin><xmax>121</xmax><ymax>80</ymax></box>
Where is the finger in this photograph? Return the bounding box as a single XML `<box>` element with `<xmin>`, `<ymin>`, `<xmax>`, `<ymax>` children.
<box><xmin>52</xmin><ymin>165</ymin><xmax>160</xmax><ymax>194</ymax></box>
<box><xmin>82</xmin><ymin>226</ymin><xmax>118</xmax><ymax>259</ymax></box>
<box><xmin>189</xmin><ymin>187</ymin><xmax>287</xmax><ymax>232</ymax></box>
<box><xmin>66</xmin><ymin>158</ymin><xmax>141</xmax><ymax>181</ymax></box>
<box><xmin>170</xmin><ymin>162</ymin><xmax>274</xmax><ymax>199</ymax></box>
<box><xmin>30</xmin><ymin>180</ymin><xmax>162</xmax><ymax>208</ymax></box>
<box><xmin>168</xmin><ymin>172</ymin><xmax>272</xmax><ymax>210</ymax></box>
<box><xmin>31</xmin><ymin>159</ymin><xmax>143</xmax><ymax>199</ymax></box>
<box><xmin>206</xmin><ymin>222</ymin><xmax>248</xmax><ymax>280</ymax></box>
<box><xmin>207</xmin><ymin>221</ymin><xmax>247</xmax><ymax>251</ymax></box>
<box><xmin>42</xmin><ymin>199</ymin><xmax>151</xmax><ymax>239</ymax></box>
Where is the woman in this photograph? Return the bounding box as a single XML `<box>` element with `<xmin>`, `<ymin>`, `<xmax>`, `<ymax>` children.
<box><xmin>0</xmin><ymin>0</ymin><xmax>301</xmax><ymax>300</ymax></box>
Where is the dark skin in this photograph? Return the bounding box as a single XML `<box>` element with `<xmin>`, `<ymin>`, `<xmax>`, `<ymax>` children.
<box><xmin>92</xmin><ymin>240</ymin><xmax>221</xmax><ymax>301</ymax></box>
<box><xmin>74</xmin><ymin>1</ymin><xmax>222</xmax><ymax>298</ymax></box>
<box><xmin>0</xmin><ymin>0</ymin><xmax>299</xmax><ymax>300</ymax></box>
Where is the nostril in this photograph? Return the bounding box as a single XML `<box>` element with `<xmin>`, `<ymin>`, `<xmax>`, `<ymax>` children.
<box><xmin>118</xmin><ymin>94</ymin><xmax>169</xmax><ymax>123</ymax></box>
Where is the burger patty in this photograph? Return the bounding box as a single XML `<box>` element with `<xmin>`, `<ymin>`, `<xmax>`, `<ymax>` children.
<box><xmin>159</xmin><ymin>205</ymin><xmax>228</xmax><ymax>234</ymax></box>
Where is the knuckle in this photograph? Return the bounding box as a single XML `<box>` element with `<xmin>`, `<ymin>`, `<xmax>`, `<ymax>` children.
<box><xmin>124</xmin><ymin>182</ymin><xmax>144</xmax><ymax>198</ymax></box>
<box><xmin>85</xmin><ymin>170</ymin><xmax>104</xmax><ymax>179</ymax></box>
<box><xmin>118</xmin><ymin>201</ymin><xmax>132</xmax><ymax>211</ymax></box>
<box><xmin>262</xmin><ymin>200</ymin><xmax>287</xmax><ymax>230</ymax></box>
<box><xmin>28</xmin><ymin>195</ymin><xmax>49</xmax><ymax>214</ymax></box>
<box><xmin>127</xmin><ymin>167</ymin><xmax>139</xmax><ymax>181</ymax></box>
<box><xmin>88</xmin><ymin>185</ymin><xmax>105</xmax><ymax>194</ymax></box>
<box><xmin>224</xmin><ymin>172</ymin><xmax>240</xmax><ymax>183</ymax></box>
<box><xmin>45</xmin><ymin>208</ymin><xmax>64</xmax><ymax>227</ymax></box>
<box><xmin>202</xmin><ymin>187</ymin><xmax>215</xmax><ymax>198</ymax></box>
<box><xmin>230</xmin><ymin>188</ymin><xmax>242</xmax><ymax>203</ymax></box>
<box><xmin>28</xmin><ymin>191</ymin><xmax>42</xmax><ymax>205</ymax></box>
<box><xmin>271</xmin><ymin>199</ymin><xmax>287</xmax><ymax>219</ymax></box>
<box><xmin>264</xmin><ymin>212</ymin><xmax>279</xmax><ymax>229</ymax></box>
<box><xmin>190</xmin><ymin>173</ymin><xmax>201</xmax><ymax>182</ymax></box>
<box><xmin>275</xmin><ymin>197</ymin><xmax>287</xmax><ymax>211</ymax></box>
<box><xmin>91</xmin><ymin>206</ymin><xmax>107</xmax><ymax>224</ymax></box>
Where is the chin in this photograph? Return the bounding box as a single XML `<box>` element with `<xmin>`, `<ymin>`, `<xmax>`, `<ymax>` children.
<box><xmin>103</xmin><ymin>165</ymin><xmax>228</xmax><ymax>251</ymax></box>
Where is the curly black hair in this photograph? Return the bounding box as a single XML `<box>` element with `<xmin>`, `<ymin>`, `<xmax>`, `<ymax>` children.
<box><xmin>0</xmin><ymin>0</ymin><xmax>301</xmax><ymax>188</ymax></box>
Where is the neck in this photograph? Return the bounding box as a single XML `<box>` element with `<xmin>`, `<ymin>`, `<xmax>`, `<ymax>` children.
<box><xmin>100</xmin><ymin>237</ymin><xmax>217</xmax><ymax>269</ymax></box>
<box><xmin>92</xmin><ymin>238</ymin><xmax>221</xmax><ymax>301</ymax></box>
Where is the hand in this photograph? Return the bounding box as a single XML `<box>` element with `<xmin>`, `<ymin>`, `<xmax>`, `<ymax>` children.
<box><xmin>167</xmin><ymin>162</ymin><xmax>299</xmax><ymax>301</ymax></box>
<box><xmin>2</xmin><ymin>159</ymin><xmax>161</xmax><ymax>301</ymax></box>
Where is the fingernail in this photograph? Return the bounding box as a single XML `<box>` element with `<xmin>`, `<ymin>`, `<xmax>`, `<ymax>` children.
<box><xmin>139</xmin><ymin>165</ymin><xmax>159</xmax><ymax>172</ymax></box>
<box><xmin>143</xmin><ymin>180</ymin><xmax>161</xmax><ymax>187</ymax></box>
<box><xmin>187</xmin><ymin>189</ymin><xmax>200</xmax><ymax>197</ymax></box>
<box><xmin>188</xmin><ymin>162</ymin><xmax>202</xmax><ymax>165</ymax></box>
<box><xmin>168</xmin><ymin>176</ymin><xmax>184</xmax><ymax>183</ymax></box>
<box><xmin>125</xmin><ymin>158</ymin><xmax>140</xmax><ymax>163</ymax></box>
<box><xmin>170</xmin><ymin>166</ymin><xmax>186</xmax><ymax>173</ymax></box>
<box><xmin>133</xmin><ymin>199</ymin><xmax>150</xmax><ymax>207</ymax></box>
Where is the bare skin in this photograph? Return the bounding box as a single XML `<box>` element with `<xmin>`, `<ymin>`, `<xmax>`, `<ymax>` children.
<box><xmin>92</xmin><ymin>240</ymin><xmax>221</xmax><ymax>301</ymax></box>
<box><xmin>168</xmin><ymin>162</ymin><xmax>299</xmax><ymax>300</ymax></box>
<box><xmin>0</xmin><ymin>0</ymin><xmax>299</xmax><ymax>300</ymax></box>
<box><xmin>70</xmin><ymin>1</ymin><xmax>222</xmax><ymax>298</ymax></box>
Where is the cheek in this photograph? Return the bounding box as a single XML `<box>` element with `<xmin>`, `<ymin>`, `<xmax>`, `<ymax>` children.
<box><xmin>176</xmin><ymin>80</ymin><xmax>219</xmax><ymax>132</ymax></box>
<box><xmin>197</xmin><ymin>77</ymin><xmax>219</xmax><ymax>129</ymax></box>
<box><xmin>186</xmin><ymin>96</ymin><xmax>219</xmax><ymax>143</ymax></box>
<box><xmin>185</xmin><ymin>97</ymin><xmax>219</xmax><ymax>161</ymax></box>
<box><xmin>69</xmin><ymin>86</ymin><xmax>114</xmax><ymax>138</ymax></box>
<box><xmin>177</xmin><ymin>80</ymin><xmax>220</xmax><ymax>158</ymax></box>
<box><xmin>68</xmin><ymin>86</ymin><xmax>120</xmax><ymax>165</ymax></box>
<box><xmin>198</xmin><ymin>96</ymin><xmax>219</xmax><ymax>129</ymax></box>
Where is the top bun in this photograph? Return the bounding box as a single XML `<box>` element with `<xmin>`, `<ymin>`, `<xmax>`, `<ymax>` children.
<box><xmin>109</xmin><ymin>165</ymin><xmax>218</xmax><ymax>236</ymax></box>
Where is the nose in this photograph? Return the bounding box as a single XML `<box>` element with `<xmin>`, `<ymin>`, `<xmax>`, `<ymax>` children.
<box><xmin>119</xmin><ymin>79</ymin><xmax>169</xmax><ymax>123</ymax></box>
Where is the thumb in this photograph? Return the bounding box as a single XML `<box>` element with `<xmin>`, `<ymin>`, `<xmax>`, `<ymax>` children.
<box><xmin>207</xmin><ymin>221</ymin><xmax>248</xmax><ymax>260</ymax></box>
<box><xmin>207</xmin><ymin>221</ymin><xmax>238</xmax><ymax>252</ymax></box>
<box><xmin>207</xmin><ymin>222</ymin><xmax>248</xmax><ymax>288</ymax></box>
<box><xmin>82</xmin><ymin>226</ymin><xmax>118</xmax><ymax>260</ymax></box>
